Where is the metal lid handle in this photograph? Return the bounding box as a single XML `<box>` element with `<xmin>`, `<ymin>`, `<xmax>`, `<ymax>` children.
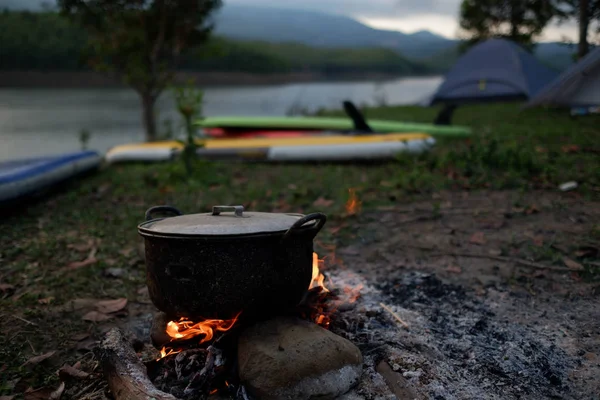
<box><xmin>212</xmin><ymin>205</ymin><xmax>244</xmax><ymax>217</ymax></box>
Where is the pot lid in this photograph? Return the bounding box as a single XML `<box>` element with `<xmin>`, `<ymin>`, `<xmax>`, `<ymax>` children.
<box><xmin>139</xmin><ymin>205</ymin><xmax>315</xmax><ymax>236</ymax></box>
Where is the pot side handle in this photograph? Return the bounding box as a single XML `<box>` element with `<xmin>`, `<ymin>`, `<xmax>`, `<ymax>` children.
<box><xmin>282</xmin><ymin>213</ymin><xmax>327</xmax><ymax>242</ymax></box>
<box><xmin>145</xmin><ymin>205</ymin><xmax>184</xmax><ymax>221</ymax></box>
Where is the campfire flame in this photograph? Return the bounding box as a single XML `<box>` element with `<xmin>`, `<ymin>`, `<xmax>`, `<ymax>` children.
<box><xmin>345</xmin><ymin>188</ymin><xmax>362</xmax><ymax>216</ymax></box>
<box><xmin>310</xmin><ymin>252</ymin><xmax>329</xmax><ymax>292</ymax></box>
<box><xmin>165</xmin><ymin>316</ymin><xmax>239</xmax><ymax>342</ymax></box>
<box><xmin>159</xmin><ymin>313</ymin><xmax>240</xmax><ymax>359</ymax></box>
<box><xmin>307</xmin><ymin>251</ymin><xmax>362</xmax><ymax>329</ymax></box>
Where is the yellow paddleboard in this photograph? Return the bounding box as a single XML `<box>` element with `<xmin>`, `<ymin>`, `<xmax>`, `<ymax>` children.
<box><xmin>105</xmin><ymin>132</ymin><xmax>434</xmax><ymax>163</ymax></box>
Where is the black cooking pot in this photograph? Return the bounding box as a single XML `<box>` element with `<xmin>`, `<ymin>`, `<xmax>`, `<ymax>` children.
<box><xmin>138</xmin><ymin>205</ymin><xmax>326</xmax><ymax>321</ymax></box>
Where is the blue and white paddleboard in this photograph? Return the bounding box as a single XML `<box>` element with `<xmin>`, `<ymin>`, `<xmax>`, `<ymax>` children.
<box><xmin>0</xmin><ymin>151</ymin><xmax>102</xmax><ymax>204</ymax></box>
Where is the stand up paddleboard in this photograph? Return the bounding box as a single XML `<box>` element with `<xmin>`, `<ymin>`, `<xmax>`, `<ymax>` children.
<box><xmin>0</xmin><ymin>151</ymin><xmax>102</xmax><ymax>204</ymax></box>
<box><xmin>105</xmin><ymin>133</ymin><xmax>435</xmax><ymax>164</ymax></box>
<box><xmin>198</xmin><ymin>101</ymin><xmax>472</xmax><ymax>139</ymax></box>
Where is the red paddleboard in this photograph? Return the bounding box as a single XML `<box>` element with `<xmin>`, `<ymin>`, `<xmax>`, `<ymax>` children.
<box><xmin>203</xmin><ymin>127</ymin><xmax>325</xmax><ymax>139</ymax></box>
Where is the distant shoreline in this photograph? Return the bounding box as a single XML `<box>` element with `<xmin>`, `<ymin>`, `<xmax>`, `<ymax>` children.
<box><xmin>0</xmin><ymin>70</ymin><xmax>438</xmax><ymax>88</ymax></box>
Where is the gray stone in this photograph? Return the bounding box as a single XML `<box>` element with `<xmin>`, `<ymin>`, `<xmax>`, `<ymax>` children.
<box><xmin>150</xmin><ymin>311</ymin><xmax>172</xmax><ymax>349</ymax></box>
<box><xmin>124</xmin><ymin>312</ymin><xmax>153</xmax><ymax>345</ymax></box>
<box><xmin>238</xmin><ymin>316</ymin><xmax>363</xmax><ymax>400</ymax></box>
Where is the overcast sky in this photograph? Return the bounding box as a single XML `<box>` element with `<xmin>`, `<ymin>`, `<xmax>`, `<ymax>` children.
<box><xmin>3</xmin><ymin>0</ymin><xmax>578</xmax><ymax>41</ymax></box>
<box><xmin>229</xmin><ymin>0</ymin><xmax>578</xmax><ymax>41</ymax></box>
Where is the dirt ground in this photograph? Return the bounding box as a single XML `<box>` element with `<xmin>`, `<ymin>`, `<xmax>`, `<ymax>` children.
<box><xmin>121</xmin><ymin>189</ymin><xmax>599</xmax><ymax>399</ymax></box>
<box><xmin>327</xmin><ymin>190</ymin><xmax>600</xmax><ymax>399</ymax></box>
<box><xmin>4</xmin><ymin>189</ymin><xmax>599</xmax><ymax>399</ymax></box>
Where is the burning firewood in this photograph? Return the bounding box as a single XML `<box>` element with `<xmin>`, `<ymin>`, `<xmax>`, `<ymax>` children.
<box><xmin>149</xmin><ymin>346</ymin><xmax>224</xmax><ymax>399</ymax></box>
<box><xmin>95</xmin><ymin>328</ymin><xmax>177</xmax><ymax>400</ymax></box>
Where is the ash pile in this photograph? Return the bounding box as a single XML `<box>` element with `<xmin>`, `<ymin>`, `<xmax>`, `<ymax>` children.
<box><xmin>98</xmin><ymin>265</ymin><xmax>581</xmax><ymax>400</ymax></box>
<box><xmin>325</xmin><ymin>269</ymin><xmax>576</xmax><ymax>400</ymax></box>
<box><xmin>144</xmin><ymin>267</ymin><xmax>576</xmax><ymax>400</ymax></box>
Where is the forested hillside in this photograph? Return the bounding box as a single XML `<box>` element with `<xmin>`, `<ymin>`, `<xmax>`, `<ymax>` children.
<box><xmin>0</xmin><ymin>11</ymin><xmax>428</xmax><ymax>76</ymax></box>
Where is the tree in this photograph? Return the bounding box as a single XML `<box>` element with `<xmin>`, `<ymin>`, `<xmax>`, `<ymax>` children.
<box><xmin>459</xmin><ymin>0</ymin><xmax>563</xmax><ymax>51</ymax></box>
<box><xmin>562</xmin><ymin>0</ymin><xmax>600</xmax><ymax>59</ymax></box>
<box><xmin>579</xmin><ymin>0</ymin><xmax>591</xmax><ymax>58</ymax></box>
<box><xmin>58</xmin><ymin>0</ymin><xmax>222</xmax><ymax>142</ymax></box>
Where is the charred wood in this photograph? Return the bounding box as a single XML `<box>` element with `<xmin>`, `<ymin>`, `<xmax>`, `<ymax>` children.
<box><xmin>376</xmin><ymin>361</ymin><xmax>420</xmax><ymax>400</ymax></box>
<box><xmin>148</xmin><ymin>345</ymin><xmax>231</xmax><ymax>399</ymax></box>
<box><xmin>94</xmin><ymin>328</ymin><xmax>177</xmax><ymax>400</ymax></box>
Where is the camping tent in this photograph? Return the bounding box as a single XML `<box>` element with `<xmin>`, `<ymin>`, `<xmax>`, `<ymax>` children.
<box><xmin>429</xmin><ymin>39</ymin><xmax>559</xmax><ymax>105</ymax></box>
<box><xmin>524</xmin><ymin>47</ymin><xmax>600</xmax><ymax>109</ymax></box>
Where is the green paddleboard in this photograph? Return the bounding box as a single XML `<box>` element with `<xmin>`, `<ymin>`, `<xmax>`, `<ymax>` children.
<box><xmin>196</xmin><ymin>116</ymin><xmax>471</xmax><ymax>138</ymax></box>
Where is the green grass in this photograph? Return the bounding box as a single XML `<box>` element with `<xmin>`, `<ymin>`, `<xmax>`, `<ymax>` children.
<box><xmin>319</xmin><ymin>102</ymin><xmax>600</xmax><ymax>192</ymax></box>
<box><xmin>0</xmin><ymin>102</ymin><xmax>599</xmax><ymax>393</ymax></box>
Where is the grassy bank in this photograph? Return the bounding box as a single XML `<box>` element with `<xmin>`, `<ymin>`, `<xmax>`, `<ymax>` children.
<box><xmin>318</xmin><ymin>103</ymin><xmax>600</xmax><ymax>192</ymax></box>
<box><xmin>0</xmin><ymin>102</ymin><xmax>599</xmax><ymax>397</ymax></box>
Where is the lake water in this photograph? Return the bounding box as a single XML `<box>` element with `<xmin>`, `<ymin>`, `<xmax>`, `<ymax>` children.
<box><xmin>0</xmin><ymin>76</ymin><xmax>442</xmax><ymax>160</ymax></box>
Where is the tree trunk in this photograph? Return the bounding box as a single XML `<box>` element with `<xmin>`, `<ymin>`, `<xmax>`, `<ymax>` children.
<box><xmin>509</xmin><ymin>0</ymin><xmax>520</xmax><ymax>41</ymax></box>
<box><xmin>510</xmin><ymin>20</ymin><xmax>519</xmax><ymax>41</ymax></box>
<box><xmin>578</xmin><ymin>0</ymin><xmax>590</xmax><ymax>60</ymax></box>
<box><xmin>141</xmin><ymin>92</ymin><xmax>158</xmax><ymax>142</ymax></box>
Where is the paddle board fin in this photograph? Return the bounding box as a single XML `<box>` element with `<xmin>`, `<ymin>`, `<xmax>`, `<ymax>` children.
<box><xmin>434</xmin><ymin>104</ymin><xmax>457</xmax><ymax>126</ymax></box>
<box><xmin>343</xmin><ymin>101</ymin><xmax>373</xmax><ymax>133</ymax></box>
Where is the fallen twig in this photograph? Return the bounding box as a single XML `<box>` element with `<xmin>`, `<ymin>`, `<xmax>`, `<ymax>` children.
<box><xmin>396</xmin><ymin>215</ymin><xmax>441</xmax><ymax>225</ymax></box>
<box><xmin>72</xmin><ymin>379</ymin><xmax>102</xmax><ymax>400</ymax></box>
<box><xmin>586</xmin><ymin>261</ymin><xmax>600</xmax><ymax>268</ymax></box>
<box><xmin>363</xmin><ymin>344</ymin><xmax>389</xmax><ymax>355</ymax></box>
<box><xmin>377</xmin><ymin>205</ymin><xmax>507</xmax><ymax>216</ymax></box>
<box><xmin>403</xmin><ymin>244</ymin><xmax>449</xmax><ymax>252</ymax></box>
<box><xmin>12</xmin><ymin>314</ymin><xmax>38</xmax><ymax>326</ymax></box>
<box><xmin>404</xmin><ymin>244</ymin><xmax>579</xmax><ymax>272</ymax></box>
<box><xmin>27</xmin><ymin>339</ymin><xmax>36</xmax><ymax>353</ymax></box>
<box><xmin>428</xmin><ymin>252</ymin><xmax>579</xmax><ymax>272</ymax></box>
<box><xmin>379</xmin><ymin>303</ymin><xmax>410</xmax><ymax>329</ymax></box>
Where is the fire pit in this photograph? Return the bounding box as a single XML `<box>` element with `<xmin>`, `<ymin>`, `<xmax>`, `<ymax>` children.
<box><xmin>142</xmin><ymin>249</ymin><xmax>364</xmax><ymax>399</ymax></box>
<box><xmin>94</xmin><ymin>205</ymin><xmax>365</xmax><ymax>400</ymax></box>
